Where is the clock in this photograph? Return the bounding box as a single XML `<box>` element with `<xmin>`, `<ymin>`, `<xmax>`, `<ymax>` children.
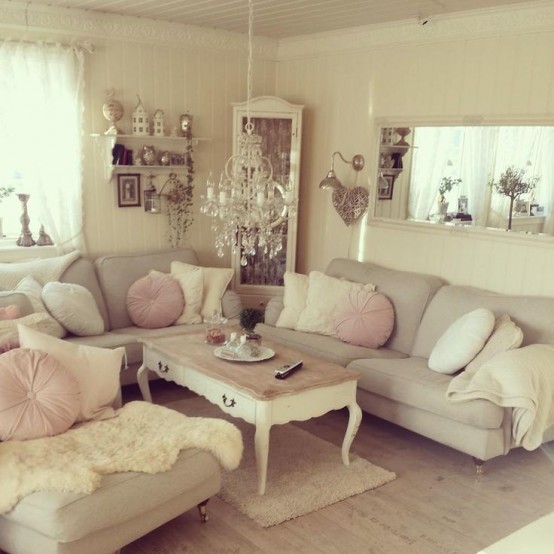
<box><xmin>102</xmin><ymin>98</ymin><xmax>123</xmax><ymax>135</ymax></box>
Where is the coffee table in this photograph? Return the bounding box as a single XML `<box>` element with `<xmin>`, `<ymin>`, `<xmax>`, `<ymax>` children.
<box><xmin>137</xmin><ymin>332</ymin><xmax>362</xmax><ymax>495</ymax></box>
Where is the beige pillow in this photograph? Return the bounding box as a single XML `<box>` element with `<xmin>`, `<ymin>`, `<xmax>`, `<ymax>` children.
<box><xmin>295</xmin><ymin>271</ymin><xmax>376</xmax><ymax>336</ymax></box>
<box><xmin>171</xmin><ymin>262</ymin><xmax>233</xmax><ymax>320</ymax></box>
<box><xmin>18</xmin><ymin>325</ymin><xmax>125</xmax><ymax>423</ymax></box>
<box><xmin>42</xmin><ymin>281</ymin><xmax>105</xmax><ymax>336</ymax></box>
<box><xmin>428</xmin><ymin>308</ymin><xmax>495</xmax><ymax>374</ymax></box>
<box><xmin>275</xmin><ymin>271</ymin><xmax>309</xmax><ymax>329</ymax></box>
<box><xmin>169</xmin><ymin>265</ymin><xmax>204</xmax><ymax>324</ymax></box>
<box><xmin>14</xmin><ymin>276</ymin><xmax>65</xmax><ymax>338</ymax></box>
<box><xmin>465</xmin><ymin>314</ymin><xmax>523</xmax><ymax>375</ymax></box>
<box><xmin>0</xmin><ymin>312</ymin><xmax>62</xmax><ymax>347</ymax></box>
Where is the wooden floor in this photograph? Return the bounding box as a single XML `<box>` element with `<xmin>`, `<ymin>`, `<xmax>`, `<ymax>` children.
<box><xmin>122</xmin><ymin>380</ymin><xmax>554</xmax><ymax>554</ymax></box>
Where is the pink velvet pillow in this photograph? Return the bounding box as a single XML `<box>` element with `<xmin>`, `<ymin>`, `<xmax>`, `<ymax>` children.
<box><xmin>126</xmin><ymin>273</ymin><xmax>185</xmax><ymax>329</ymax></box>
<box><xmin>334</xmin><ymin>289</ymin><xmax>394</xmax><ymax>349</ymax></box>
<box><xmin>0</xmin><ymin>348</ymin><xmax>81</xmax><ymax>441</ymax></box>
<box><xmin>0</xmin><ymin>305</ymin><xmax>21</xmax><ymax>320</ymax></box>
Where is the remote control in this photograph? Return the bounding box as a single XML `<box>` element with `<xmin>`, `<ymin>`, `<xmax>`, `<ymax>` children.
<box><xmin>274</xmin><ymin>360</ymin><xmax>303</xmax><ymax>379</ymax></box>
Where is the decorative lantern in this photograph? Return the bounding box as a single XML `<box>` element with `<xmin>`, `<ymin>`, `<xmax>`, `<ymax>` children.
<box><xmin>153</xmin><ymin>109</ymin><xmax>165</xmax><ymax>137</ymax></box>
<box><xmin>132</xmin><ymin>96</ymin><xmax>150</xmax><ymax>136</ymax></box>
<box><xmin>180</xmin><ymin>113</ymin><xmax>192</xmax><ymax>139</ymax></box>
<box><xmin>144</xmin><ymin>180</ymin><xmax>161</xmax><ymax>214</ymax></box>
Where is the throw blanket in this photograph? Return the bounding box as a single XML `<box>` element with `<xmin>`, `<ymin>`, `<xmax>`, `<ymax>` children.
<box><xmin>446</xmin><ymin>344</ymin><xmax>554</xmax><ymax>451</ymax></box>
<box><xmin>0</xmin><ymin>250</ymin><xmax>80</xmax><ymax>290</ymax></box>
<box><xmin>0</xmin><ymin>401</ymin><xmax>243</xmax><ymax>514</ymax></box>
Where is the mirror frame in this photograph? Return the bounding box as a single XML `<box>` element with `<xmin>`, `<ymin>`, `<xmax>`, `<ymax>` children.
<box><xmin>370</xmin><ymin>115</ymin><xmax>554</xmax><ymax>244</ymax></box>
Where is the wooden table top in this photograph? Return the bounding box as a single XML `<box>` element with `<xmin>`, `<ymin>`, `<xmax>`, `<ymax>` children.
<box><xmin>141</xmin><ymin>332</ymin><xmax>360</xmax><ymax>400</ymax></box>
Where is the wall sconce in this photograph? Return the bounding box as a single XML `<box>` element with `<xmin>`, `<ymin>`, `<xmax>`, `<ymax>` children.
<box><xmin>319</xmin><ymin>151</ymin><xmax>369</xmax><ymax>226</ymax></box>
<box><xmin>319</xmin><ymin>151</ymin><xmax>365</xmax><ymax>189</ymax></box>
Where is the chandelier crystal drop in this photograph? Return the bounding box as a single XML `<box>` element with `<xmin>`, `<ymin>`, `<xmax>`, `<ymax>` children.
<box><xmin>200</xmin><ymin>0</ymin><xmax>296</xmax><ymax>265</ymax></box>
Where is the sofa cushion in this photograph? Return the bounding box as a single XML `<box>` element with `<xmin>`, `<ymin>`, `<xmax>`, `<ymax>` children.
<box><xmin>256</xmin><ymin>322</ymin><xmax>406</xmax><ymax>367</ymax></box>
<box><xmin>465</xmin><ymin>314</ymin><xmax>523</xmax><ymax>375</ymax></box>
<box><xmin>325</xmin><ymin>258</ymin><xmax>444</xmax><ymax>355</ymax></box>
<box><xmin>411</xmin><ymin>285</ymin><xmax>554</xmax><ymax>359</ymax></box>
<box><xmin>18</xmin><ymin>326</ymin><xmax>124</xmax><ymax>423</ymax></box>
<box><xmin>0</xmin><ymin>348</ymin><xmax>81</xmax><ymax>441</ymax></box>
<box><xmin>0</xmin><ymin>313</ymin><xmax>67</xmax><ymax>352</ymax></box>
<box><xmin>334</xmin><ymin>290</ymin><xmax>394</xmax><ymax>349</ymax></box>
<box><xmin>275</xmin><ymin>271</ymin><xmax>309</xmax><ymax>329</ymax></box>
<box><xmin>347</xmin><ymin>356</ymin><xmax>504</xmax><ymax>429</ymax></box>
<box><xmin>0</xmin><ymin>292</ymin><xmax>33</xmax><ymax>317</ymax></box>
<box><xmin>428</xmin><ymin>308</ymin><xmax>495</xmax><ymax>374</ymax></box>
<box><xmin>14</xmin><ymin>277</ymin><xmax>65</xmax><ymax>338</ymax></box>
<box><xmin>127</xmin><ymin>272</ymin><xmax>184</xmax><ymax>328</ymax></box>
<box><xmin>0</xmin><ymin>305</ymin><xmax>20</xmax><ymax>320</ymax></box>
<box><xmin>42</xmin><ymin>282</ymin><xmax>105</xmax><ymax>336</ymax></box>
<box><xmin>296</xmin><ymin>271</ymin><xmax>375</xmax><ymax>336</ymax></box>
<box><xmin>95</xmin><ymin>248</ymin><xmax>200</xmax><ymax>330</ymax></box>
<box><xmin>170</xmin><ymin>263</ymin><xmax>204</xmax><ymax>324</ymax></box>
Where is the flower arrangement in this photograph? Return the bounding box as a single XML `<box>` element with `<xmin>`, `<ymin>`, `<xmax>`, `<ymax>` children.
<box><xmin>239</xmin><ymin>308</ymin><xmax>264</xmax><ymax>334</ymax></box>
<box><xmin>489</xmin><ymin>166</ymin><xmax>539</xmax><ymax>230</ymax></box>
<box><xmin>438</xmin><ymin>177</ymin><xmax>462</xmax><ymax>203</ymax></box>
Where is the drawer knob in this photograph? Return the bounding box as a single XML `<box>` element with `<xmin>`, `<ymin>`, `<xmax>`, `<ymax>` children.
<box><xmin>159</xmin><ymin>361</ymin><xmax>170</xmax><ymax>373</ymax></box>
<box><xmin>222</xmin><ymin>394</ymin><xmax>236</xmax><ymax>408</ymax></box>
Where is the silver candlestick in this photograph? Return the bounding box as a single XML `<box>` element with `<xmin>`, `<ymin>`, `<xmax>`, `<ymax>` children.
<box><xmin>16</xmin><ymin>194</ymin><xmax>36</xmax><ymax>247</ymax></box>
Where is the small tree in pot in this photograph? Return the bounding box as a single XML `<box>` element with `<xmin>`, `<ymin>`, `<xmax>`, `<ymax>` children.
<box><xmin>437</xmin><ymin>177</ymin><xmax>461</xmax><ymax>215</ymax></box>
<box><xmin>489</xmin><ymin>166</ymin><xmax>539</xmax><ymax>230</ymax></box>
<box><xmin>239</xmin><ymin>308</ymin><xmax>264</xmax><ymax>336</ymax></box>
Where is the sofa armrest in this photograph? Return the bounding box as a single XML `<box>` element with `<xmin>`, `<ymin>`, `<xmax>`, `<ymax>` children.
<box><xmin>264</xmin><ymin>296</ymin><xmax>284</xmax><ymax>327</ymax></box>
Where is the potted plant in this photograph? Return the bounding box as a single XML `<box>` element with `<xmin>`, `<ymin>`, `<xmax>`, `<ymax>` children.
<box><xmin>239</xmin><ymin>308</ymin><xmax>264</xmax><ymax>335</ymax></box>
<box><xmin>437</xmin><ymin>177</ymin><xmax>461</xmax><ymax>215</ymax></box>
<box><xmin>0</xmin><ymin>186</ymin><xmax>15</xmax><ymax>238</ymax></box>
<box><xmin>489</xmin><ymin>166</ymin><xmax>539</xmax><ymax>230</ymax></box>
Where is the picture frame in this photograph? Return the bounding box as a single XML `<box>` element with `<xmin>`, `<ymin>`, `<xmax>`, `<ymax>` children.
<box><xmin>117</xmin><ymin>174</ymin><xmax>141</xmax><ymax>207</ymax></box>
<box><xmin>378</xmin><ymin>174</ymin><xmax>395</xmax><ymax>200</ymax></box>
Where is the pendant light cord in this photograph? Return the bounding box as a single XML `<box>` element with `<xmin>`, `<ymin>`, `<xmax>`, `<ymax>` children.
<box><xmin>246</xmin><ymin>0</ymin><xmax>253</xmax><ymax>133</ymax></box>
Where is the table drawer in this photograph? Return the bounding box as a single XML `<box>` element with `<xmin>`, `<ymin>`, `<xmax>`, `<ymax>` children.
<box><xmin>145</xmin><ymin>350</ymin><xmax>185</xmax><ymax>384</ymax></box>
<box><xmin>203</xmin><ymin>380</ymin><xmax>256</xmax><ymax>422</ymax></box>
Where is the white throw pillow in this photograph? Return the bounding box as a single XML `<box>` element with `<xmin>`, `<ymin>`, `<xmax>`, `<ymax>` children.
<box><xmin>18</xmin><ymin>325</ymin><xmax>124</xmax><ymax>423</ymax></box>
<box><xmin>464</xmin><ymin>314</ymin><xmax>523</xmax><ymax>375</ymax></box>
<box><xmin>42</xmin><ymin>281</ymin><xmax>105</xmax><ymax>336</ymax></box>
<box><xmin>428</xmin><ymin>308</ymin><xmax>495</xmax><ymax>374</ymax></box>
<box><xmin>169</xmin><ymin>265</ymin><xmax>204</xmax><ymax>324</ymax></box>
<box><xmin>171</xmin><ymin>261</ymin><xmax>233</xmax><ymax>320</ymax></box>
<box><xmin>275</xmin><ymin>271</ymin><xmax>309</xmax><ymax>329</ymax></box>
<box><xmin>14</xmin><ymin>276</ymin><xmax>65</xmax><ymax>338</ymax></box>
<box><xmin>295</xmin><ymin>271</ymin><xmax>376</xmax><ymax>336</ymax></box>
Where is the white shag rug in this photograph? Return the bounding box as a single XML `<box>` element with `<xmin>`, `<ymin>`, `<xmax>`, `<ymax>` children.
<box><xmin>0</xmin><ymin>401</ymin><xmax>243</xmax><ymax>514</ymax></box>
<box><xmin>168</xmin><ymin>396</ymin><xmax>396</xmax><ymax>527</ymax></box>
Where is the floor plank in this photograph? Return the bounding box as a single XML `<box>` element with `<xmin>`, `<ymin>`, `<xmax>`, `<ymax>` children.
<box><xmin>121</xmin><ymin>381</ymin><xmax>554</xmax><ymax>554</ymax></box>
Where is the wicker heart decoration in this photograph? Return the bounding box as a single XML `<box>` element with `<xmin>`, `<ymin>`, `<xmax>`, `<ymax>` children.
<box><xmin>332</xmin><ymin>186</ymin><xmax>369</xmax><ymax>226</ymax></box>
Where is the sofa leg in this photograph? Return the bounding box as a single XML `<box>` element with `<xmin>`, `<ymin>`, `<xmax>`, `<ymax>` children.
<box><xmin>197</xmin><ymin>499</ymin><xmax>210</xmax><ymax>523</ymax></box>
<box><xmin>473</xmin><ymin>457</ymin><xmax>485</xmax><ymax>475</ymax></box>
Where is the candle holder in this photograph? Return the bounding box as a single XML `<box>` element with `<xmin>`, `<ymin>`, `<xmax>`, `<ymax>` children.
<box><xmin>16</xmin><ymin>194</ymin><xmax>36</xmax><ymax>247</ymax></box>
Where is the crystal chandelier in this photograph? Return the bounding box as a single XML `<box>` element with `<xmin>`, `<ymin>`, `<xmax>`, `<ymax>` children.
<box><xmin>200</xmin><ymin>0</ymin><xmax>296</xmax><ymax>266</ymax></box>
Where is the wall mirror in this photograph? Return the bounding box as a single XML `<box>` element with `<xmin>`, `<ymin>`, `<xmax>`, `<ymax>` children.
<box><xmin>374</xmin><ymin>124</ymin><xmax>554</xmax><ymax>236</ymax></box>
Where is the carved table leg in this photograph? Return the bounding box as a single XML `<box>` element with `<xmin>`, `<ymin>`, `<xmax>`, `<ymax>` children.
<box><xmin>197</xmin><ymin>499</ymin><xmax>210</xmax><ymax>523</ymax></box>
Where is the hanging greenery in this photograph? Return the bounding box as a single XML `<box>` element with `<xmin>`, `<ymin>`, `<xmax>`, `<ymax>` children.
<box><xmin>166</xmin><ymin>141</ymin><xmax>195</xmax><ymax>247</ymax></box>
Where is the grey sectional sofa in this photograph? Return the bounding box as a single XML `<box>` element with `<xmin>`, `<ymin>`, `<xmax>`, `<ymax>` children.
<box><xmin>258</xmin><ymin>257</ymin><xmax>554</xmax><ymax>466</ymax></box>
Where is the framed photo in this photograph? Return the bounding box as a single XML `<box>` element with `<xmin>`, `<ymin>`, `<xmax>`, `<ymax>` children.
<box><xmin>117</xmin><ymin>174</ymin><xmax>141</xmax><ymax>207</ymax></box>
<box><xmin>378</xmin><ymin>174</ymin><xmax>395</xmax><ymax>200</ymax></box>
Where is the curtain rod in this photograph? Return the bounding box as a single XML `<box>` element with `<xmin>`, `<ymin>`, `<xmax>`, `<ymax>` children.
<box><xmin>0</xmin><ymin>38</ymin><xmax>94</xmax><ymax>53</ymax></box>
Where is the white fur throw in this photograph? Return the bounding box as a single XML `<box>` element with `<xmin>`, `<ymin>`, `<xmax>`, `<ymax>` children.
<box><xmin>0</xmin><ymin>401</ymin><xmax>243</xmax><ymax>514</ymax></box>
<box><xmin>0</xmin><ymin>250</ymin><xmax>80</xmax><ymax>290</ymax></box>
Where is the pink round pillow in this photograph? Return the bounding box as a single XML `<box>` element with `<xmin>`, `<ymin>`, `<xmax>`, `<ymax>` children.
<box><xmin>0</xmin><ymin>348</ymin><xmax>81</xmax><ymax>441</ymax></box>
<box><xmin>126</xmin><ymin>273</ymin><xmax>185</xmax><ymax>329</ymax></box>
<box><xmin>333</xmin><ymin>289</ymin><xmax>394</xmax><ymax>349</ymax></box>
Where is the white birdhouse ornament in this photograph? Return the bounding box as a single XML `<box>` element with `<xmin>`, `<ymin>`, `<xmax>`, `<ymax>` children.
<box><xmin>132</xmin><ymin>96</ymin><xmax>150</xmax><ymax>136</ymax></box>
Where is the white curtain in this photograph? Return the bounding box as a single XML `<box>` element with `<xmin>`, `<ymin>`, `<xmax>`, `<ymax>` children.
<box><xmin>0</xmin><ymin>41</ymin><xmax>86</xmax><ymax>253</ymax></box>
<box><xmin>409</xmin><ymin>127</ymin><xmax>460</xmax><ymax>220</ymax></box>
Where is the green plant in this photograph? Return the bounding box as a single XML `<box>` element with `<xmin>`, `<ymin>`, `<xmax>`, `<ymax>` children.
<box><xmin>489</xmin><ymin>166</ymin><xmax>539</xmax><ymax>230</ymax></box>
<box><xmin>239</xmin><ymin>308</ymin><xmax>264</xmax><ymax>333</ymax></box>
<box><xmin>0</xmin><ymin>186</ymin><xmax>15</xmax><ymax>204</ymax></box>
<box><xmin>438</xmin><ymin>177</ymin><xmax>462</xmax><ymax>203</ymax></box>
<box><xmin>167</xmin><ymin>142</ymin><xmax>195</xmax><ymax>247</ymax></box>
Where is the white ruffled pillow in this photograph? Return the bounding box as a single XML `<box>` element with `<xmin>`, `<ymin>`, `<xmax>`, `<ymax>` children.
<box><xmin>295</xmin><ymin>271</ymin><xmax>375</xmax><ymax>336</ymax></box>
<box><xmin>42</xmin><ymin>282</ymin><xmax>105</xmax><ymax>336</ymax></box>
<box><xmin>428</xmin><ymin>308</ymin><xmax>495</xmax><ymax>374</ymax></box>
<box><xmin>275</xmin><ymin>271</ymin><xmax>309</xmax><ymax>329</ymax></box>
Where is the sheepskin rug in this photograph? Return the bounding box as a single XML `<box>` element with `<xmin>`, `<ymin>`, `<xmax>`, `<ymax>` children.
<box><xmin>0</xmin><ymin>401</ymin><xmax>243</xmax><ymax>513</ymax></box>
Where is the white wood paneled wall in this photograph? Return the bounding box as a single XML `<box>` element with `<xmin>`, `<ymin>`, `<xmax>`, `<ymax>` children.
<box><xmin>276</xmin><ymin>9</ymin><xmax>554</xmax><ymax>295</ymax></box>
